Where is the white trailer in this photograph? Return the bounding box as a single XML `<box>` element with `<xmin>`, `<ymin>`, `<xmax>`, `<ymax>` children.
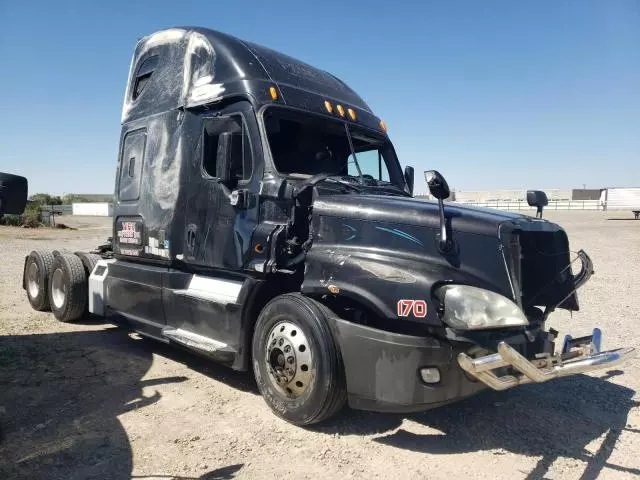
<box><xmin>600</xmin><ymin>188</ymin><xmax>640</xmax><ymax>215</ymax></box>
<box><xmin>72</xmin><ymin>202</ymin><xmax>113</xmax><ymax>216</ymax></box>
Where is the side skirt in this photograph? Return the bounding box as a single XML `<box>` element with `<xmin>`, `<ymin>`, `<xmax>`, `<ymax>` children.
<box><xmin>92</xmin><ymin>259</ymin><xmax>259</xmax><ymax>368</ymax></box>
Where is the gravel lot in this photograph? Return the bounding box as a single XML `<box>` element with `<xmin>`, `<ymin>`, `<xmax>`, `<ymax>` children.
<box><xmin>1</xmin><ymin>212</ymin><xmax>639</xmax><ymax>480</ymax></box>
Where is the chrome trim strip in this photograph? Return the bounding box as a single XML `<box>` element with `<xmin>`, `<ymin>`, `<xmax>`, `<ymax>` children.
<box><xmin>173</xmin><ymin>275</ymin><xmax>243</xmax><ymax>305</ymax></box>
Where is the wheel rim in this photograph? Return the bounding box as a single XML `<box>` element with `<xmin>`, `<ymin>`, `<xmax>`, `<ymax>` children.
<box><xmin>27</xmin><ymin>262</ymin><xmax>40</xmax><ymax>299</ymax></box>
<box><xmin>265</xmin><ymin>321</ymin><xmax>314</xmax><ymax>398</ymax></box>
<box><xmin>51</xmin><ymin>268</ymin><xmax>66</xmax><ymax>309</ymax></box>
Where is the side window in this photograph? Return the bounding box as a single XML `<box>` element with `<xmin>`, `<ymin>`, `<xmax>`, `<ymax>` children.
<box><xmin>118</xmin><ymin>129</ymin><xmax>146</xmax><ymax>201</ymax></box>
<box><xmin>202</xmin><ymin>116</ymin><xmax>252</xmax><ymax>181</ymax></box>
<box><xmin>203</xmin><ymin>127</ymin><xmax>219</xmax><ymax>177</ymax></box>
<box><xmin>348</xmin><ymin>149</ymin><xmax>390</xmax><ymax>182</ymax></box>
<box><xmin>132</xmin><ymin>55</ymin><xmax>159</xmax><ymax>101</ymax></box>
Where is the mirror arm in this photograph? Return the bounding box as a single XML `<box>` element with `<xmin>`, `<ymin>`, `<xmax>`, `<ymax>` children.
<box><xmin>438</xmin><ymin>198</ymin><xmax>447</xmax><ymax>245</ymax></box>
<box><xmin>437</xmin><ymin>198</ymin><xmax>452</xmax><ymax>251</ymax></box>
<box><xmin>424</xmin><ymin>170</ymin><xmax>452</xmax><ymax>251</ymax></box>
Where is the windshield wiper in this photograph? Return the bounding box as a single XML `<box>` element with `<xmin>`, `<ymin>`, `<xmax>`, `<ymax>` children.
<box><xmin>369</xmin><ymin>183</ymin><xmax>412</xmax><ymax>197</ymax></box>
<box><xmin>344</xmin><ymin>123</ymin><xmax>364</xmax><ymax>185</ymax></box>
<box><xmin>295</xmin><ymin>173</ymin><xmax>362</xmax><ymax>202</ymax></box>
<box><xmin>369</xmin><ymin>179</ymin><xmax>412</xmax><ymax>193</ymax></box>
<box><xmin>322</xmin><ymin>176</ymin><xmax>363</xmax><ymax>192</ymax></box>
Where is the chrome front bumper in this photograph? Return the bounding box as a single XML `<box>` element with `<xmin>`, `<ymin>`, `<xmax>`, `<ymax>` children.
<box><xmin>458</xmin><ymin>340</ymin><xmax>635</xmax><ymax>391</ymax></box>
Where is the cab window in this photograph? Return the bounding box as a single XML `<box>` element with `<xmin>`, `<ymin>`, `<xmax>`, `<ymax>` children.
<box><xmin>132</xmin><ymin>55</ymin><xmax>159</xmax><ymax>100</ymax></box>
<box><xmin>348</xmin><ymin>149</ymin><xmax>390</xmax><ymax>182</ymax></box>
<box><xmin>264</xmin><ymin>107</ymin><xmax>402</xmax><ymax>187</ymax></box>
<box><xmin>202</xmin><ymin>115</ymin><xmax>252</xmax><ymax>181</ymax></box>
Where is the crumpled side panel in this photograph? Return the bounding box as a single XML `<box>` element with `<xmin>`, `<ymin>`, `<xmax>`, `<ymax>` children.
<box><xmin>122</xmin><ymin>29</ymin><xmax>227</xmax><ymax>123</ymax></box>
<box><xmin>122</xmin><ymin>29</ymin><xmax>188</xmax><ymax>124</ymax></box>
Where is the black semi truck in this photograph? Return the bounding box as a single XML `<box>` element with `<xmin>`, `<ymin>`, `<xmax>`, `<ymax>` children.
<box><xmin>23</xmin><ymin>27</ymin><xmax>633</xmax><ymax>425</ymax></box>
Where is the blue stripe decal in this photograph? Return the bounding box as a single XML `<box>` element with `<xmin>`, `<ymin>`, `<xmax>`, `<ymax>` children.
<box><xmin>375</xmin><ymin>226</ymin><xmax>424</xmax><ymax>246</ymax></box>
<box><xmin>342</xmin><ymin>224</ymin><xmax>357</xmax><ymax>241</ymax></box>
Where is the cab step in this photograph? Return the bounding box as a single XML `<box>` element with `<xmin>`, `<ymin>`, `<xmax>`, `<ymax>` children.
<box><xmin>162</xmin><ymin>327</ymin><xmax>235</xmax><ymax>358</ymax></box>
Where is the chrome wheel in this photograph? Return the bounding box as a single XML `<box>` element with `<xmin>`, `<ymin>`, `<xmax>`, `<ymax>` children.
<box><xmin>51</xmin><ymin>268</ymin><xmax>66</xmax><ymax>310</ymax></box>
<box><xmin>265</xmin><ymin>321</ymin><xmax>314</xmax><ymax>398</ymax></box>
<box><xmin>27</xmin><ymin>262</ymin><xmax>40</xmax><ymax>299</ymax></box>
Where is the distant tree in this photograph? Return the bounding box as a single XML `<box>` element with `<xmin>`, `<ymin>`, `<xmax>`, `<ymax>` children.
<box><xmin>21</xmin><ymin>202</ymin><xmax>42</xmax><ymax>227</ymax></box>
<box><xmin>62</xmin><ymin>194</ymin><xmax>78</xmax><ymax>204</ymax></box>
<box><xmin>61</xmin><ymin>193</ymin><xmax>112</xmax><ymax>203</ymax></box>
<box><xmin>29</xmin><ymin>193</ymin><xmax>52</xmax><ymax>205</ymax></box>
<box><xmin>29</xmin><ymin>193</ymin><xmax>62</xmax><ymax>205</ymax></box>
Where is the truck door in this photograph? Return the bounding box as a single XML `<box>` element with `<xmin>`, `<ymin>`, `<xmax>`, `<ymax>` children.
<box><xmin>181</xmin><ymin>112</ymin><xmax>254</xmax><ymax>269</ymax></box>
<box><xmin>162</xmin><ymin>106</ymin><xmax>257</xmax><ymax>353</ymax></box>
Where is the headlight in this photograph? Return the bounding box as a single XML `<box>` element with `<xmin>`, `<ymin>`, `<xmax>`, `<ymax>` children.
<box><xmin>436</xmin><ymin>285</ymin><xmax>529</xmax><ymax>330</ymax></box>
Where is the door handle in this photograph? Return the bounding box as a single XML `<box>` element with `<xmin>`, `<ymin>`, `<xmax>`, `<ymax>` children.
<box><xmin>186</xmin><ymin>224</ymin><xmax>197</xmax><ymax>253</ymax></box>
<box><xmin>230</xmin><ymin>189</ymin><xmax>250</xmax><ymax>209</ymax></box>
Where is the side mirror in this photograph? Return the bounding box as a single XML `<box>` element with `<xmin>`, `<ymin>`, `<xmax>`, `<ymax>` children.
<box><xmin>404</xmin><ymin>166</ymin><xmax>415</xmax><ymax>196</ymax></box>
<box><xmin>424</xmin><ymin>170</ymin><xmax>450</xmax><ymax>200</ymax></box>
<box><xmin>527</xmin><ymin>190</ymin><xmax>548</xmax><ymax>218</ymax></box>
<box><xmin>216</xmin><ymin>132</ymin><xmax>234</xmax><ymax>182</ymax></box>
<box><xmin>0</xmin><ymin>172</ymin><xmax>28</xmax><ymax>215</ymax></box>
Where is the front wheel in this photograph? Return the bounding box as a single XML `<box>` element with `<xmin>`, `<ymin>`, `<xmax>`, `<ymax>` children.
<box><xmin>252</xmin><ymin>293</ymin><xmax>346</xmax><ymax>425</ymax></box>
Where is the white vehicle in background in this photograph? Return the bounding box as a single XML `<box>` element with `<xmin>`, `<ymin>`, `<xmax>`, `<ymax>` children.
<box><xmin>600</xmin><ymin>188</ymin><xmax>640</xmax><ymax>219</ymax></box>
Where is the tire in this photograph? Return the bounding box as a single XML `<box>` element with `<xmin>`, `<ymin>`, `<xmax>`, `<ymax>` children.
<box><xmin>24</xmin><ymin>250</ymin><xmax>55</xmax><ymax>311</ymax></box>
<box><xmin>74</xmin><ymin>252</ymin><xmax>103</xmax><ymax>276</ymax></box>
<box><xmin>74</xmin><ymin>252</ymin><xmax>103</xmax><ymax>316</ymax></box>
<box><xmin>49</xmin><ymin>253</ymin><xmax>87</xmax><ymax>323</ymax></box>
<box><xmin>252</xmin><ymin>293</ymin><xmax>346</xmax><ymax>425</ymax></box>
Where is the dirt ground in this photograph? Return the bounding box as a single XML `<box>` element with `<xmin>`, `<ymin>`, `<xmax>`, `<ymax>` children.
<box><xmin>1</xmin><ymin>212</ymin><xmax>639</xmax><ymax>480</ymax></box>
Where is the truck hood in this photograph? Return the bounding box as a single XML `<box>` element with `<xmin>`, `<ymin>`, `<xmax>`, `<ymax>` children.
<box><xmin>306</xmin><ymin>193</ymin><xmax>582</xmax><ymax>319</ymax></box>
<box><xmin>312</xmin><ymin>194</ymin><xmax>537</xmax><ymax>236</ymax></box>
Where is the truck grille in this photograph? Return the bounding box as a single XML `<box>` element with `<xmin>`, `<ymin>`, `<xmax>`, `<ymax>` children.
<box><xmin>504</xmin><ymin>229</ymin><xmax>578</xmax><ymax>311</ymax></box>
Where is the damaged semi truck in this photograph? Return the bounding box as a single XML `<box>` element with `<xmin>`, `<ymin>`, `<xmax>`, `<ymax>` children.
<box><xmin>23</xmin><ymin>27</ymin><xmax>634</xmax><ymax>425</ymax></box>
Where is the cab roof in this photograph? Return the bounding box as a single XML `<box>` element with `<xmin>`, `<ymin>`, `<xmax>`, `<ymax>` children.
<box><xmin>122</xmin><ymin>27</ymin><xmax>378</xmax><ymax>129</ymax></box>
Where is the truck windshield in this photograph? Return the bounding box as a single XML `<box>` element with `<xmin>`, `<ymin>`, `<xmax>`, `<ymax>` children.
<box><xmin>263</xmin><ymin>107</ymin><xmax>405</xmax><ymax>192</ymax></box>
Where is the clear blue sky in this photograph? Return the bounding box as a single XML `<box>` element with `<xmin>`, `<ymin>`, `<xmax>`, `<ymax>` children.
<box><xmin>1</xmin><ymin>1</ymin><xmax>638</xmax><ymax>195</ymax></box>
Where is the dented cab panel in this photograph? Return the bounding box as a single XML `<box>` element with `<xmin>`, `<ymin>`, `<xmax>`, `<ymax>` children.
<box><xmin>113</xmin><ymin>110</ymin><xmax>189</xmax><ymax>261</ymax></box>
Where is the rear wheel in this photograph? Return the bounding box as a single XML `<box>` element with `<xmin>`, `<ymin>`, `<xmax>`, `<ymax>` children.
<box><xmin>75</xmin><ymin>252</ymin><xmax>103</xmax><ymax>316</ymax></box>
<box><xmin>74</xmin><ymin>252</ymin><xmax>103</xmax><ymax>276</ymax></box>
<box><xmin>49</xmin><ymin>253</ymin><xmax>87</xmax><ymax>323</ymax></box>
<box><xmin>252</xmin><ymin>293</ymin><xmax>346</xmax><ymax>425</ymax></box>
<box><xmin>25</xmin><ymin>250</ymin><xmax>55</xmax><ymax>311</ymax></box>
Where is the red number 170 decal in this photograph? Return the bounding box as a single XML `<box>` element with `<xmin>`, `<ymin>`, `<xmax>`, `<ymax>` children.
<box><xmin>397</xmin><ymin>299</ymin><xmax>427</xmax><ymax>318</ymax></box>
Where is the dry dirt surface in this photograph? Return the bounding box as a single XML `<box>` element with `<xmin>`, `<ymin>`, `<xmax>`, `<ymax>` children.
<box><xmin>1</xmin><ymin>212</ymin><xmax>639</xmax><ymax>480</ymax></box>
